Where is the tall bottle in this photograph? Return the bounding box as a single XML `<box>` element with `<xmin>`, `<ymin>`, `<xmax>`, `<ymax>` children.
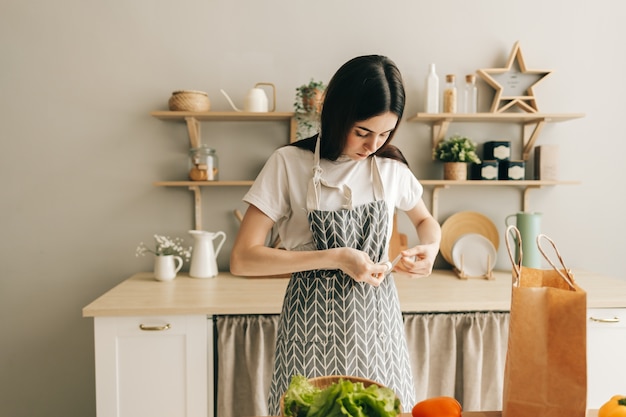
<box><xmin>463</xmin><ymin>74</ymin><xmax>478</xmax><ymax>113</ymax></box>
<box><xmin>443</xmin><ymin>74</ymin><xmax>457</xmax><ymax>113</ymax></box>
<box><xmin>425</xmin><ymin>63</ymin><xmax>439</xmax><ymax>113</ymax></box>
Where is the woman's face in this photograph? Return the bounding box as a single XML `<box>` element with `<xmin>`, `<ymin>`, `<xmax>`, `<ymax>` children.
<box><xmin>342</xmin><ymin>112</ymin><xmax>398</xmax><ymax>161</ymax></box>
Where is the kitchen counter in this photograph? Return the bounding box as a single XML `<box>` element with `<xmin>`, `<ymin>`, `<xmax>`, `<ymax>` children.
<box><xmin>83</xmin><ymin>269</ymin><xmax>626</xmax><ymax>317</ymax></box>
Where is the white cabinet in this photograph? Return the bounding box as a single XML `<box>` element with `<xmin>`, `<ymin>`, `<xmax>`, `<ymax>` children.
<box><xmin>93</xmin><ymin>315</ymin><xmax>210</xmax><ymax>417</ymax></box>
<box><xmin>587</xmin><ymin>308</ymin><xmax>626</xmax><ymax>408</ymax></box>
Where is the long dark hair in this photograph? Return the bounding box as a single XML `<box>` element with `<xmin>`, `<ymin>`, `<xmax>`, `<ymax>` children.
<box><xmin>291</xmin><ymin>55</ymin><xmax>408</xmax><ymax>166</ymax></box>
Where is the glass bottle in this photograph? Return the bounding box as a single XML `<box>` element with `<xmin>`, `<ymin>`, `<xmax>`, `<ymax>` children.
<box><xmin>189</xmin><ymin>145</ymin><xmax>219</xmax><ymax>181</ymax></box>
<box><xmin>463</xmin><ymin>74</ymin><xmax>478</xmax><ymax>113</ymax></box>
<box><xmin>425</xmin><ymin>63</ymin><xmax>439</xmax><ymax>113</ymax></box>
<box><xmin>443</xmin><ymin>74</ymin><xmax>457</xmax><ymax>113</ymax></box>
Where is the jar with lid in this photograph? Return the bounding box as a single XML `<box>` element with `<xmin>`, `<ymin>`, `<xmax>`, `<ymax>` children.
<box><xmin>443</xmin><ymin>74</ymin><xmax>457</xmax><ymax>113</ymax></box>
<box><xmin>189</xmin><ymin>145</ymin><xmax>219</xmax><ymax>181</ymax></box>
<box><xmin>463</xmin><ymin>74</ymin><xmax>478</xmax><ymax>113</ymax></box>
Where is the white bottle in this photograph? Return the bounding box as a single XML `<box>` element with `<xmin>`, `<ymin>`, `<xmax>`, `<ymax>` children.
<box><xmin>463</xmin><ymin>74</ymin><xmax>478</xmax><ymax>113</ymax></box>
<box><xmin>425</xmin><ymin>63</ymin><xmax>439</xmax><ymax>113</ymax></box>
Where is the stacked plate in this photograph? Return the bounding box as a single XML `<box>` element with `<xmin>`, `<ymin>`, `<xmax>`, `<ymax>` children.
<box><xmin>440</xmin><ymin>211</ymin><xmax>499</xmax><ymax>277</ymax></box>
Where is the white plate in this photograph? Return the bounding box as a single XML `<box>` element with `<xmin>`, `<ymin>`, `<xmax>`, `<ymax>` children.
<box><xmin>452</xmin><ymin>233</ymin><xmax>497</xmax><ymax>277</ymax></box>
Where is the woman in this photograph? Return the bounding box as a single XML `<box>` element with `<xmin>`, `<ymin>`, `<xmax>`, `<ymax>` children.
<box><xmin>230</xmin><ymin>55</ymin><xmax>441</xmax><ymax>413</ymax></box>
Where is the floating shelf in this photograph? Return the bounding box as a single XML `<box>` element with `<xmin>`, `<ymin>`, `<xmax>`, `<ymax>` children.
<box><xmin>420</xmin><ymin>179</ymin><xmax>580</xmax><ymax>219</ymax></box>
<box><xmin>150</xmin><ymin>111</ymin><xmax>297</xmax><ymax>147</ymax></box>
<box><xmin>408</xmin><ymin>112</ymin><xmax>585</xmax><ymax>160</ymax></box>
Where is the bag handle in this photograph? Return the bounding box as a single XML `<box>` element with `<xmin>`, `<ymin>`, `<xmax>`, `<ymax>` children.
<box><xmin>536</xmin><ymin>233</ymin><xmax>576</xmax><ymax>289</ymax></box>
<box><xmin>505</xmin><ymin>225</ymin><xmax>522</xmax><ymax>286</ymax></box>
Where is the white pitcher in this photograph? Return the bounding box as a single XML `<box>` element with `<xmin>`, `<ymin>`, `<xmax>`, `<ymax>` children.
<box><xmin>188</xmin><ymin>230</ymin><xmax>226</xmax><ymax>278</ymax></box>
<box><xmin>154</xmin><ymin>255</ymin><xmax>183</xmax><ymax>282</ymax></box>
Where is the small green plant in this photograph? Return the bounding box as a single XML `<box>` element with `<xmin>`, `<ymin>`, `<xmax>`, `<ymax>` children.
<box><xmin>433</xmin><ymin>134</ymin><xmax>481</xmax><ymax>163</ymax></box>
<box><xmin>294</xmin><ymin>79</ymin><xmax>326</xmax><ymax>139</ymax></box>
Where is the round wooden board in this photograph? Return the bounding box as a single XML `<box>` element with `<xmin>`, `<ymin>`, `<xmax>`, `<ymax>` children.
<box><xmin>440</xmin><ymin>211</ymin><xmax>499</xmax><ymax>265</ymax></box>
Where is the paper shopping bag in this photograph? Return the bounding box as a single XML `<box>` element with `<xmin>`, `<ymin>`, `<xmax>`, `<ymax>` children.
<box><xmin>502</xmin><ymin>226</ymin><xmax>587</xmax><ymax>417</ymax></box>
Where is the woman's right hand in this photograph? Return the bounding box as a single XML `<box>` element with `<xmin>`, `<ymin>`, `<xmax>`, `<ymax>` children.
<box><xmin>335</xmin><ymin>247</ymin><xmax>389</xmax><ymax>286</ymax></box>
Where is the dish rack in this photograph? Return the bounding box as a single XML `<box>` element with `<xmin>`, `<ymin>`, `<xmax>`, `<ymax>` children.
<box><xmin>453</xmin><ymin>254</ymin><xmax>495</xmax><ymax>280</ymax></box>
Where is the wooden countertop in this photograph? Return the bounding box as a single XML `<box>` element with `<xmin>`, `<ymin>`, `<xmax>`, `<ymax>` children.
<box><xmin>82</xmin><ymin>269</ymin><xmax>626</xmax><ymax>317</ymax></box>
<box><xmin>261</xmin><ymin>411</ymin><xmax>599</xmax><ymax>417</ymax></box>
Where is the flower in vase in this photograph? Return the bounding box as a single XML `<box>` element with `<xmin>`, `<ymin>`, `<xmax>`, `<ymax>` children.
<box><xmin>136</xmin><ymin>235</ymin><xmax>192</xmax><ymax>262</ymax></box>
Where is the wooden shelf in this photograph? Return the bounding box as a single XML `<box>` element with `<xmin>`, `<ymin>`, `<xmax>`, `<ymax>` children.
<box><xmin>154</xmin><ymin>180</ymin><xmax>254</xmax><ymax>187</ymax></box>
<box><xmin>151</xmin><ymin>111</ymin><xmax>295</xmax><ymax>122</ymax></box>
<box><xmin>420</xmin><ymin>179</ymin><xmax>581</xmax><ymax>219</ymax></box>
<box><xmin>151</xmin><ymin>111</ymin><xmax>297</xmax><ymax>147</ymax></box>
<box><xmin>151</xmin><ymin>111</ymin><xmax>297</xmax><ymax>230</ymax></box>
<box><xmin>407</xmin><ymin>112</ymin><xmax>585</xmax><ymax>123</ymax></box>
<box><xmin>407</xmin><ymin>112</ymin><xmax>585</xmax><ymax>160</ymax></box>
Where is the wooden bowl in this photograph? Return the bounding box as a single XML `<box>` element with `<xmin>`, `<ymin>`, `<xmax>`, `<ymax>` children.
<box><xmin>279</xmin><ymin>375</ymin><xmax>399</xmax><ymax>416</ymax></box>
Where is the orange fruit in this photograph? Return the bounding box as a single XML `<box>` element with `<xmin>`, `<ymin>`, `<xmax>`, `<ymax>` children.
<box><xmin>411</xmin><ymin>396</ymin><xmax>462</xmax><ymax>417</ymax></box>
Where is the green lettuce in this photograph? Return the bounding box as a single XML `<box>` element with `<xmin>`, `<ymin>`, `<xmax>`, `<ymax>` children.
<box><xmin>282</xmin><ymin>375</ymin><xmax>401</xmax><ymax>417</ymax></box>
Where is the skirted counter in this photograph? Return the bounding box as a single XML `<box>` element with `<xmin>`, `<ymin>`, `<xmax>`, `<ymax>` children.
<box><xmin>83</xmin><ymin>269</ymin><xmax>626</xmax><ymax>417</ymax></box>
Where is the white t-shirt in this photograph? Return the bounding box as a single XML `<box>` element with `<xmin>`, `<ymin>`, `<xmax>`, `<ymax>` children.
<box><xmin>243</xmin><ymin>145</ymin><xmax>423</xmax><ymax>251</ymax></box>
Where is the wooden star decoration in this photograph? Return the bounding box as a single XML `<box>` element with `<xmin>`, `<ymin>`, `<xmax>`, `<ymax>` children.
<box><xmin>477</xmin><ymin>41</ymin><xmax>553</xmax><ymax>113</ymax></box>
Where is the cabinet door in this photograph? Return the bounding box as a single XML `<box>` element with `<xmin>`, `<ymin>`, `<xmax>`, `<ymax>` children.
<box><xmin>587</xmin><ymin>308</ymin><xmax>626</xmax><ymax>409</ymax></box>
<box><xmin>94</xmin><ymin>315</ymin><xmax>207</xmax><ymax>417</ymax></box>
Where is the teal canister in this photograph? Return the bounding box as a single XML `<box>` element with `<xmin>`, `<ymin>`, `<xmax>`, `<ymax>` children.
<box><xmin>505</xmin><ymin>212</ymin><xmax>542</xmax><ymax>267</ymax></box>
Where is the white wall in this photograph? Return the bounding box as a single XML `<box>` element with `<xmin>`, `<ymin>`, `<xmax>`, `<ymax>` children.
<box><xmin>1</xmin><ymin>0</ymin><xmax>624</xmax><ymax>415</ymax></box>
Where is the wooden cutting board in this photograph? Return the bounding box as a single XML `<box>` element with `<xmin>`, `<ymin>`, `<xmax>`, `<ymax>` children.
<box><xmin>389</xmin><ymin>213</ymin><xmax>408</xmax><ymax>260</ymax></box>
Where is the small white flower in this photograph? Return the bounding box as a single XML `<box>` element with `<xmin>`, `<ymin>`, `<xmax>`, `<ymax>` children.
<box><xmin>135</xmin><ymin>235</ymin><xmax>191</xmax><ymax>262</ymax></box>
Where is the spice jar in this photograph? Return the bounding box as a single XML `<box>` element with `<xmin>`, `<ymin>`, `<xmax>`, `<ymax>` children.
<box><xmin>443</xmin><ymin>74</ymin><xmax>457</xmax><ymax>113</ymax></box>
<box><xmin>189</xmin><ymin>145</ymin><xmax>219</xmax><ymax>181</ymax></box>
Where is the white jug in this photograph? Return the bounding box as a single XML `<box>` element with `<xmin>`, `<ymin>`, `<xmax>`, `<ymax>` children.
<box><xmin>153</xmin><ymin>255</ymin><xmax>183</xmax><ymax>282</ymax></box>
<box><xmin>188</xmin><ymin>230</ymin><xmax>226</xmax><ymax>278</ymax></box>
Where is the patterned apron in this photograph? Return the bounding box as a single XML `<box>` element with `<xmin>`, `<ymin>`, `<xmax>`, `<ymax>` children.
<box><xmin>267</xmin><ymin>139</ymin><xmax>416</xmax><ymax>414</ymax></box>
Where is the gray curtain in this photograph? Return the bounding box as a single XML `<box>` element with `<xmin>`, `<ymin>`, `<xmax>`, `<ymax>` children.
<box><xmin>216</xmin><ymin>312</ymin><xmax>509</xmax><ymax>417</ymax></box>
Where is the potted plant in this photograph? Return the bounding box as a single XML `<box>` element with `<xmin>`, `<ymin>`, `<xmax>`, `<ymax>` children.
<box><xmin>136</xmin><ymin>235</ymin><xmax>192</xmax><ymax>281</ymax></box>
<box><xmin>294</xmin><ymin>78</ymin><xmax>326</xmax><ymax>140</ymax></box>
<box><xmin>432</xmin><ymin>134</ymin><xmax>481</xmax><ymax>180</ymax></box>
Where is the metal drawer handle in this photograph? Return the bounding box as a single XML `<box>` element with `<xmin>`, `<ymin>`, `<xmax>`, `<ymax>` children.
<box><xmin>589</xmin><ymin>316</ymin><xmax>620</xmax><ymax>323</ymax></box>
<box><xmin>139</xmin><ymin>323</ymin><xmax>171</xmax><ymax>331</ymax></box>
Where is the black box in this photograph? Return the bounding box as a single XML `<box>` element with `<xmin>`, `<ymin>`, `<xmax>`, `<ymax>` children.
<box><xmin>499</xmin><ymin>160</ymin><xmax>525</xmax><ymax>180</ymax></box>
<box><xmin>471</xmin><ymin>160</ymin><xmax>499</xmax><ymax>180</ymax></box>
<box><xmin>484</xmin><ymin>141</ymin><xmax>511</xmax><ymax>161</ymax></box>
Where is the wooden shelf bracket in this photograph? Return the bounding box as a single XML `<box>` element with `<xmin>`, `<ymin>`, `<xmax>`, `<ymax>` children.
<box><xmin>521</xmin><ymin>185</ymin><xmax>541</xmax><ymax>212</ymax></box>
<box><xmin>522</xmin><ymin>118</ymin><xmax>546</xmax><ymax>160</ymax></box>
<box><xmin>431</xmin><ymin>119</ymin><xmax>452</xmax><ymax>149</ymax></box>
<box><xmin>184</xmin><ymin>117</ymin><xmax>201</xmax><ymax>148</ymax></box>
<box><xmin>430</xmin><ymin>184</ymin><xmax>448</xmax><ymax>219</ymax></box>
<box><xmin>188</xmin><ymin>185</ymin><xmax>202</xmax><ymax>230</ymax></box>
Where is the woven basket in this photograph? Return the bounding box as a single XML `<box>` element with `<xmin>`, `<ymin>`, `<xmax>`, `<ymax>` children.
<box><xmin>279</xmin><ymin>375</ymin><xmax>399</xmax><ymax>416</ymax></box>
<box><xmin>168</xmin><ymin>90</ymin><xmax>210</xmax><ymax>112</ymax></box>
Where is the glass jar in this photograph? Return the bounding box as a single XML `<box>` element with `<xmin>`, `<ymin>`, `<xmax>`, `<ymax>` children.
<box><xmin>443</xmin><ymin>74</ymin><xmax>457</xmax><ymax>113</ymax></box>
<box><xmin>463</xmin><ymin>74</ymin><xmax>478</xmax><ymax>113</ymax></box>
<box><xmin>189</xmin><ymin>145</ymin><xmax>219</xmax><ymax>181</ymax></box>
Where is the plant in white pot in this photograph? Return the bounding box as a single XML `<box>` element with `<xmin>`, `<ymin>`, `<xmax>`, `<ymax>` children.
<box><xmin>294</xmin><ymin>78</ymin><xmax>326</xmax><ymax>140</ymax></box>
<box><xmin>433</xmin><ymin>134</ymin><xmax>481</xmax><ymax>180</ymax></box>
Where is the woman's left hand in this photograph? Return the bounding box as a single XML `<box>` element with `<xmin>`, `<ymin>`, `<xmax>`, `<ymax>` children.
<box><xmin>393</xmin><ymin>242</ymin><xmax>439</xmax><ymax>278</ymax></box>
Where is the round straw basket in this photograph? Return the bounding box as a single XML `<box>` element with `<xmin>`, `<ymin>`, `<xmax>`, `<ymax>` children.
<box><xmin>168</xmin><ymin>90</ymin><xmax>210</xmax><ymax>112</ymax></box>
<box><xmin>279</xmin><ymin>375</ymin><xmax>400</xmax><ymax>416</ymax></box>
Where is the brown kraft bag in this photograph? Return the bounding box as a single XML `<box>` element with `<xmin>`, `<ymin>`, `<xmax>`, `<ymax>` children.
<box><xmin>502</xmin><ymin>225</ymin><xmax>587</xmax><ymax>417</ymax></box>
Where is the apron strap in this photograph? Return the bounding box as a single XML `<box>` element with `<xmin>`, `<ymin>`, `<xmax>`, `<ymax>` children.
<box><xmin>306</xmin><ymin>137</ymin><xmax>385</xmax><ymax>211</ymax></box>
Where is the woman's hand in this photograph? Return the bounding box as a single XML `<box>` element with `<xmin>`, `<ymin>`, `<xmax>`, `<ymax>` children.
<box><xmin>336</xmin><ymin>247</ymin><xmax>390</xmax><ymax>287</ymax></box>
<box><xmin>393</xmin><ymin>242</ymin><xmax>439</xmax><ymax>278</ymax></box>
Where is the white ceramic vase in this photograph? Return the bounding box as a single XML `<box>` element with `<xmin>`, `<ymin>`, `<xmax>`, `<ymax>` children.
<box><xmin>153</xmin><ymin>255</ymin><xmax>183</xmax><ymax>282</ymax></box>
